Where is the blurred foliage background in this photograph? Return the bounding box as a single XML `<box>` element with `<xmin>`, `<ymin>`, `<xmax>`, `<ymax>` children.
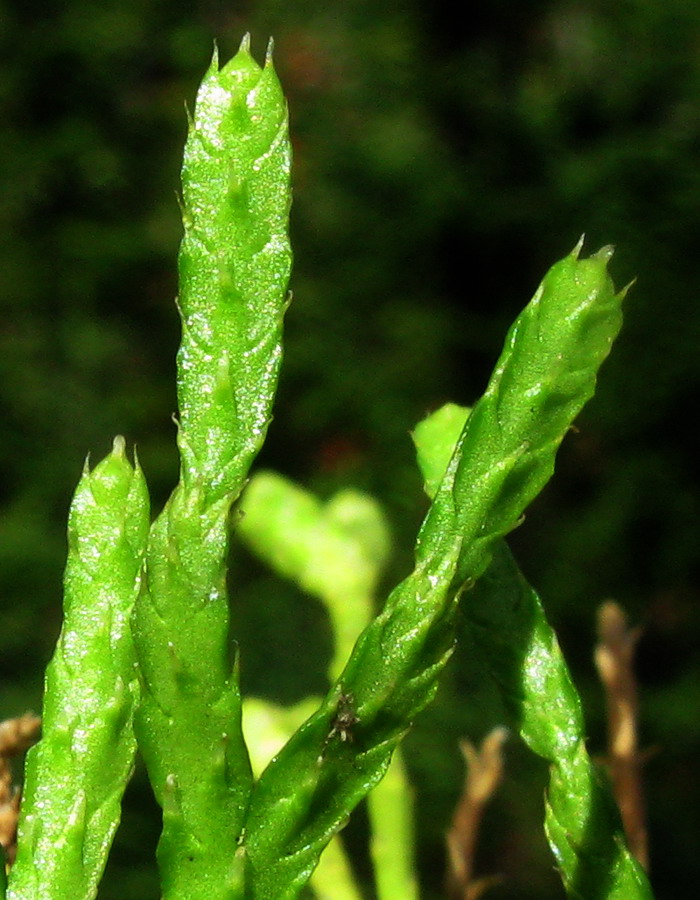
<box><xmin>1</xmin><ymin>1</ymin><xmax>699</xmax><ymax>897</ymax></box>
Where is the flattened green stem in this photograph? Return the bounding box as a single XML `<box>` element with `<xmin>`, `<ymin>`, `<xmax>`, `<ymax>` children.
<box><xmin>8</xmin><ymin>438</ymin><xmax>149</xmax><ymax>900</ymax></box>
<box><xmin>241</xmin><ymin>244</ymin><xmax>626</xmax><ymax>898</ymax></box>
<box><xmin>131</xmin><ymin>39</ymin><xmax>292</xmax><ymax>900</ymax></box>
<box><xmin>242</xmin><ymin>697</ymin><xmax>363</xmax><ymax>900</ymax></box>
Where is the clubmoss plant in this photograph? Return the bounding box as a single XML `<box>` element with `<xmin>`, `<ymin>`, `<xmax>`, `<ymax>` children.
<box><xmin>3</xmin><ymin>35</ymin><xmax>656</xmax><ymax>900</ymax></box>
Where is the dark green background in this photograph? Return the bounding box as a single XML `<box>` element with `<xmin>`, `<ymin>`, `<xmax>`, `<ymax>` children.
<box><xmin>1</xmin><ymin>1</ymin><xmax>698</xmax><ymax>897</ymax></box>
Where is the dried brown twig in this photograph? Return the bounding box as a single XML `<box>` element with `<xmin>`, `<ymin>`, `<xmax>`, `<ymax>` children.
<box><xmin>0</xmin><ymin>713</ymin><xmax>41</xmax><ymax>866</ymax></box>
<box><xmin>446</xmin><ymin>726</ymin><xmax>508</xmax><ymax>900</ymax></box>
<box><xmin>594</xmin><ymin>600</ymin><xmax>649</xmax><ymax>871</ymax></box>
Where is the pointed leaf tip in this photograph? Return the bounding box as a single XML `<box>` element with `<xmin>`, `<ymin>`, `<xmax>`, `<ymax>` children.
<box><xmin>572</xmin><ymin>234</ymin><xmax>586</xmax><ymax>258</ymax></box>
<box><xmin>618</xmin><ymin>277</ymin><xmax>636</xmax><ymax>301</ymax></box>
<box><xmin>209</xmin><ymin>41</ymin><xmax>219</xmax><ymax>71</ymax></box>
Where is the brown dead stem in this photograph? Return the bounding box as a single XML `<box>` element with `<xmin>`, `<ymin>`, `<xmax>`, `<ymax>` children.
<box><xmin>594</xmin><ymin>600</ymin><xmax>649</xmax><ymax>871</ymax></box>
<box><xmin>0</xmin><ymin>713</ymin><xmax>41</xmax><ymax>866</ymax></box>
<box><xmin>446</xmin><ymin>726</ymin><xmax>508</xmax><ymax>900</ymax></box>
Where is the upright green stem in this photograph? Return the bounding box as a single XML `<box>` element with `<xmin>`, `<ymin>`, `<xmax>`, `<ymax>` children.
<box><xmin>237</xmin><ymin>471</ymin><xmax>414</xmax><ymax>899</ymax></box>
<box><xmin>131</xmin><ymin>38</ymin><xmax>292</xmax><ymax>900</ymax></box>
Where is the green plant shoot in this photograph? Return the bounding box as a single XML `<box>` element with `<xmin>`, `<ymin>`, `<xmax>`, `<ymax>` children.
<box><xmin>238</xmin><ymin>241</ymin><xmax>634</xmax><ymax>899</ymax></box>
<box><xmin>414</xmin><ymin>402</ymin><xmax>653</xmax><ymax>899</ymax></box>
<box><xmin>130</xmin><ymin>36</ymin><xmax>291</xmax><ymax>900</ymax></box>
<box><xmin>238</xmin><ymin>472</ymin><xmax>391</xmax><ymax>679</ymax></box>
<box><xmin>7</xmin><ymin>438</ymin><xmax>149</xmax><ymax>900</ymax></box>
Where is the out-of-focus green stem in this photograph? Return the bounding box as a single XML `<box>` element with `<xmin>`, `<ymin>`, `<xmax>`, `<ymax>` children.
<box><xmin>238</xmin><ymin>472</ymin><xmax>390</xmax><ymax>679</ymax></box>
<box><xmin>369</xmin><ymin>749</ymin><xmax>419</xmax><ymax>900</ymax></box>
<box><xmin>238</xmin><ymin>472</ymin><xmax>401</xmax><ymax>899</ymax></box>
